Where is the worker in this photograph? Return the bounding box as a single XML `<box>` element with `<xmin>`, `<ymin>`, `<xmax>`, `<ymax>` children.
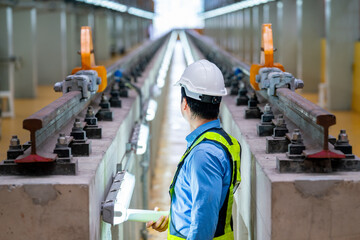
<box><xmin>146</xmin><ymin>59</ymin><xmax>241</xmax><ymax>239</ymax></box>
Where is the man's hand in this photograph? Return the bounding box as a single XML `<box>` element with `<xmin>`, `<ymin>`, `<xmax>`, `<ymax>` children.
<box><xmin>146</xmin><ymin>207</ymin><xmax>169</xmax><ymax>232</ymax></box>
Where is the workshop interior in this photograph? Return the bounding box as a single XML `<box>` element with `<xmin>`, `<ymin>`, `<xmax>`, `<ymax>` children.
<box><xmin>1</xmin><ymin>0</ymin><xmax>360</xmax><ymax>239</ymax></box>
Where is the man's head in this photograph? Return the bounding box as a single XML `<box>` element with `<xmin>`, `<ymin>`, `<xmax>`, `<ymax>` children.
<box><xmin>176</xmin><ymin>59</ymin><xmax>227</xmax><ymax>121</ymax></box>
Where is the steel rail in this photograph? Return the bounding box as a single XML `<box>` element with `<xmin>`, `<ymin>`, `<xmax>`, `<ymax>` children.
<box><xmin>23</xmin><ymin>33</ymin><xmax>170</xmax><ymax>152</ymax></box>
<box><xmin>186</xmin><ymin>30</ymin><xmax>335</xmax><ymax>149</ymax></box>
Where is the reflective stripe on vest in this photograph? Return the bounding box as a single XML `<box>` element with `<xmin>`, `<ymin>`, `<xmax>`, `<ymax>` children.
<box><xmin>168</xmin><ymin>129</ymin><xmax>241</xmax><ymax>240</ymax></box>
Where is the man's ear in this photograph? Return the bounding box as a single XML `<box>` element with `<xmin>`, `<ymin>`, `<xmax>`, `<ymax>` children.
<box><xmin>182</xmin><ymin>97</ymin><xmax>188</xmax><ymax>111</ymax></box>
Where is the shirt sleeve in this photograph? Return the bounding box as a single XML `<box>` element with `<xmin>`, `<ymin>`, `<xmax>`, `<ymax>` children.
<box><xmin>187</xmin><ymin>144</ymin><xmax>226</xmax><ymax>240</ymax></box>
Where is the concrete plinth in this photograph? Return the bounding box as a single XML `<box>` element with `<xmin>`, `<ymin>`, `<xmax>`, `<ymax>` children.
<box><xmin>326</xmin><ymin>0</ymin><xmax>359</xmax><ymax>110</ymax></box>
<box><xmin>296</xmin><ymin>0</ymin><xmax>324</xmax><ymax>92</ymax></box>
<box><xmin>37</xmin><ymin>7</ymin><xmax>67</xmax><ymax>85</ymax></box>
<box><xmin>0</xmin><ymin>37</ymin><xmax>169</xmax><ymax>240</ymax></box>
<box><xmin>220</xmin><ymin>93</ymin><xmax>360</xmax><ymax>240</ymax></box>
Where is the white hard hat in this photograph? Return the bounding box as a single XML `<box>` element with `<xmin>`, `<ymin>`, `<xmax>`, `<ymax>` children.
<box><xmin>175</xmin><ymin>59</ymin><xmax>227</xmax><ymax>103</ymax></box>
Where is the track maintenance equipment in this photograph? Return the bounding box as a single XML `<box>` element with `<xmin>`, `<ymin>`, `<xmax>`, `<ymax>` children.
<box><xmin>71</xmin><ymin>26</ymin><xmax>107</xmax><ymax>92</ymax></box>
<box><xmin>250</xmin><ymin>24</ymin><xmax>285</xmax><ymax>90</ymax></box>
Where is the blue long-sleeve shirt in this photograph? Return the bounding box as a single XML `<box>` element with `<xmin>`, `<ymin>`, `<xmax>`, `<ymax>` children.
<box><xmin>170</xmin><ymin>119</ymin><xmax>231</xmax><ymax>240</ymax></box>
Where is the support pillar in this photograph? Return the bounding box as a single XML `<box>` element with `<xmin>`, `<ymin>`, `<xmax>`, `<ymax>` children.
<box><xmin>66</xmin><ymin>11</ymin><xmax>77</xmax><ymax>74</ymax></box>
<box><xmin>129</xmin><ymin>16</ymin><xmax>138</xmax><ymax>49</ymax></box>
<box><xmin>204</xmin><ymin>19</ymin><xmax>209</xmax><ymax>38</ymax></box>
<box><xmin>0</xmin><ymin>7</ymin><xmax>15</xmax><ymax>117</ymax></box>
<box><xmin>13</xmin><ymin>8</ymin><xmax>37</xmax><ymax>98</ymax></box>
<box><xmin>110</xmin><ymin>13</ymin><xmax>116</xmax><ymax>56</ymax></box>
<box><xmin>0</xmin><ymin>7</ymin><xmax>14</xmax><ymax>94</ymax></box>
<box><xmin>225</xmin><ymin>14</ymin><xmax>231</xmax><ymax>51</ymax></box>
<box><xmin>114</xmin><ymin>14</ymin><xmax>125</xmax><ymax>54</ymax></box>
<box><xmin>252</xmin><ymin>5</ymin><xmax>263</xmax><ymax>64</ymax></box>
<box><xmin>134</xmin><ymin>17</ymin><xmax>140</xmax><ymax>46</ymax></box>
<box><xmin>215</xmin><ymin>16</ymin><xmax>221</xmax><ymax>47</ymax></box>
<box><xmin>326</xmin><ymin>0</ymin><xmax>359</xmax><ymax>110</ymax></box>
<box><xmin>77</xmin><ymin>10</ymin><xmax>95</xmax><ymax>30</ymax></box>
<box><xmin>244</xmin><ymin>8</ymin><xmax>253</xmax><ymax>64</ymax></box>
<box><xmin>37</xmin><ymin>7</ymin><xmax>67</xmax><ymax>85</ymax></box>
<box><xmin>296</xmin><ymin>0</ymin><xmax>324</xmax><ymax>92</ymax></box>
<box><xmin>227</xmin><ymin>13</ymin><xmax>235</xmax><ymax>52</ymax></box>
<box><xmin>136</xmin><ymin>18</ymin><xmax>141</xmax><ymax>45</ymax></box>
<box><xmin>220</xmin><ymin>15</ymin><xmax>227</xmax><ymax>49</ymax></box>
<box><xmin>231</xmin><ymin>13</ymin><xmax>238</xmax><ymax>53</ymax></box>
<box><xmin>145</xmin><ymin>19</ymin><xmax>150</xmax><ymax>40</ymax></box>
<box><xmin>233</xmin><ymin>11</ymin><xmax>241</xmax><ymax>56</ymax></box>
<box><xmin>211</xmin><ymin>17</ymin><xmax>215</xmax><ymax>46</ymax></box>
<box><xmin>263</xmin><ymin>1</ymin><xmax>279</xmax><ymax>62</ymax></box>
<box><xmin>237</xmin><ymin>10</ymin><xmax>245</xmax><ymax>60</ymax></box>
<box><xmin>278</xmin><ymin>0</ymin><xmax>297</xmax><ymax>76</ymax></box>
<box><xmin>94</xmin><ymin>10</ymin><xmax>112</xmax><ymax>61</ymax></box>
<box><xmin>123</xmin><ymin>14</ymin><xmax>132</xmax><ymax>51</ymax></box>
<box><xmin>137</xmin><ymin>18</ymin><xmax>143</xmax><ymax>45</ymax></box>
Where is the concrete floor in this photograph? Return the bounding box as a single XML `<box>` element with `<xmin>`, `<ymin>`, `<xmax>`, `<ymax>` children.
<box><xmin>147</xmin><ymin>42</ymin><xmax>189</xmax><ymax>239</ymax></box>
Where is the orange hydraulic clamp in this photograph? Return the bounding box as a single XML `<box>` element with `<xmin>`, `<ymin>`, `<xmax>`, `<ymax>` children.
<box><xmin>250</xmin><ymin>23</ymin><xmax>285</xmax><ymax>90</ymax></box>
<box><xmin>71</xmin><ymin>26</ymin><xmax>107</xmax><ymax>92</ymax></box>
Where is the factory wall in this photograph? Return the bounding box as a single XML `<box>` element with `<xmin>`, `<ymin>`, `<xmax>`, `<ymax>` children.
<box><xmin>203</xmin><ymin>0</ymin><xmax>360</xmax><ymax>111</ymax></box>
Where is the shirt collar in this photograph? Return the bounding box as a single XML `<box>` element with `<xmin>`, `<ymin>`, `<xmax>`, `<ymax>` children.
<box><xmin>185</xmin><ymin>119</ymin><xmax>221</xmax><ymax>148</ymax></box>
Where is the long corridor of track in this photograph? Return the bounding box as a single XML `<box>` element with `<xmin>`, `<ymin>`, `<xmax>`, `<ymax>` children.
<box><xmin>148</xmin><ymin>41</ymin><xmax>189</xmax><ymax>240</ymax></box>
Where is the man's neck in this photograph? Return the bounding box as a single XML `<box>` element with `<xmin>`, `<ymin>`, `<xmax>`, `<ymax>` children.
<box><xmin>189</xmin><ymin>118</ymin><xmax>216</xmax><ymax>132</ymax></box>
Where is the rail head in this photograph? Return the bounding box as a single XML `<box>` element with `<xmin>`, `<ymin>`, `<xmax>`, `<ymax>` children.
<box><xmin>275</xmin><ymin>88</ymin><xmax>336</xmax><ymax>128</ymax></box>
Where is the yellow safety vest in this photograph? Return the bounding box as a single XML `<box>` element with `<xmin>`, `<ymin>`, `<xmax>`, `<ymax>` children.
<box><xmin>168</xmin><ymin>128</ymin><xmax>241</xmax><ymax>240</ymax></box>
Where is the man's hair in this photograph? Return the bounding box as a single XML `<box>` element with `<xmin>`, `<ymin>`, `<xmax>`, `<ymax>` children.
<box><xmin>181</xmin><ymin>87</ymin><xmax>220</xmax><ymax>120</ymax></box>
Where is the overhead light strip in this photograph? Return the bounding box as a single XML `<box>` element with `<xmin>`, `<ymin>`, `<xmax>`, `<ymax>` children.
<box><xmin>156</xmin><ymin>31</ymin><xmax>177</xmax><ymax>89</ymax></box>
<box><xmin>201</xmin><ymin>0</ymin><xmax>275</xmax><ymax>19</ymax></box>
<box><xmin>179</xmin><ymin>30</ymin><xmax>195</xmax><ymax>66</ymax></box>
<box><xmin>75</xmin><ymin>0</ymin><xmax>155</xmax><ymax>19</ymax></box>
<box><xmin>128</xmin><ymin>7</ymin><xmax>155</xmax><ymax>20</ymax></box>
